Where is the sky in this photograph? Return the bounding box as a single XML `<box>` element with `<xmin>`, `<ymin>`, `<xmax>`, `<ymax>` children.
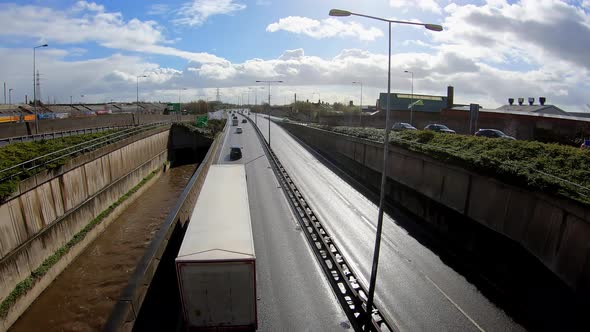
<box><xmin>1</xmin><ymin>0</ymin><xmax>589</xmax><ymax>112</ymax></box>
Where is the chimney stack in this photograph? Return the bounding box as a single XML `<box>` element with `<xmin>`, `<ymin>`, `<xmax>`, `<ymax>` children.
<box><xmin>528</xmin><ymin>97</ymin><xmax>534</xmax><ymax>105</ymax></box>
<box><xmin>518</xmin><ymin>98</ymin><xmax>524</xmax><ymax>105</ymax></box>
<box><xmin>447</xmin><ymin>86</ymin><xmax>454</xmax><ymax>109</ymax></box>
<box><xmin>508</xmin><ymin>98</ymin><xmax>514</xmax><ymax>105</ymax></box>
<box><xmin>539</xmin><ymin>97</ymin><xmax>546</xmax><ymax>105</ymax></box>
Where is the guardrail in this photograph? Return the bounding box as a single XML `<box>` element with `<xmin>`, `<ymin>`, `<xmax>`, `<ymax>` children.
<box><xmin>0</xmin><ymin>125</ymin><xmax>136</xmax><ymax>147</ymax></box>
<box><xmin>0</xmin><ymin>121</ymin><xmax>174</xmax><ymax>185</ymax></box>
<box><xmin>244</xmin><ymin>113</ymin><xmax>396</xmax><ymax>332</ymax></box>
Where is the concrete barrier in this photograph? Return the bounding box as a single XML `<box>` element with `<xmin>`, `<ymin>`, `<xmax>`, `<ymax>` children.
<box><xmin>103</xmin><ymin>124</ymin><xmax>225</xmax><ymax>332</ymax></box>
<box><xmin>279</xmin><ymin>122</ymin><xmax>590</xmax><ymax>298</ymax></box>
<box><xmin>0</xmin><ymin>130</ymin><xmax>171</xmax><ymax>330</ymax></box>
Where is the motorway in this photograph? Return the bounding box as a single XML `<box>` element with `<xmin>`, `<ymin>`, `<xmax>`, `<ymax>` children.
<box><xmin>216</xmin><ymin>112</ymin><xmax>349</xmax><ymax>331</ymax></box>
<box><xmin>248</xmin><ymin>113</ymin><xmax>525</xmax><ymax>332</ymax></box>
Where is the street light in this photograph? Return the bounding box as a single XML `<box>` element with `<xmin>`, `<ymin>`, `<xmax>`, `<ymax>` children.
<box><xmin>136</xmin><ymin>75</ymin><xmax>147</xmax><ymax>114</ymax></box>
<box><xmin>8</xmin><ymin>89</ymin><xmax>13</xmax><ymax>105</ymax></box>
<box><xmin>404</xmin><ymin>70</ymin><xmax>414</xmax><ymax>126</ymax></box>
<box><xmin>352</xmin><ymin>81</ymin><xmax>363</xmax><ymax>126</ymax></box>
<box><xmin>330</xmin><ymin>8</ymin><xmax>442</xmax><ymax>327</ymax></box>
<box><xmin>249</xmin><ymin>87</ymin><xmax>264</xmax><ymax>125</ymax></box>
<box><xmin>256</xmin><ymin>80</ymin><xmax>283</xmax><ymax>148</ymax></box>
<box><xmin>178</xmin><ymin>88</ymin><xmax>187</xmax><ymax>121</ymax></box>
<box><xmin>33</xmin><ymin>43</ymin><xmax>48</xmax><ymax>134</ymax></box>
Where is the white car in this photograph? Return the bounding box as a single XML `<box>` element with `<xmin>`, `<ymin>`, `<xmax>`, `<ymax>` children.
<box><xmin>236</xmin><ymin>127</ymin><xmax>243</xmax><ymax>134</ymax></box>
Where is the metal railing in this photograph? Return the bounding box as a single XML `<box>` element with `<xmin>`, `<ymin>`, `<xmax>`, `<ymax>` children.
<box><xmin>0</xmin><ymin>125</ymin><xmax>135</xmax><ymax>147</ymax></box>
<box><xmin>0</xmin><ymin>121</ymin><xmax>173</xmax><ymax>185</ymax></box>
<box><xmin>245</xmin><ymin>114</ymin><xmax>395</xmax><ymax>332</ymax></box>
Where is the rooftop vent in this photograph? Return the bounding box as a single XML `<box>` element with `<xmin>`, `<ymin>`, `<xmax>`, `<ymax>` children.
<box><xmin>508</xmin><ymin>98</ymin><xmax>514</xmax><ymax>105</ymax></box>
<box><xmin>528</xmin><ymin>97</ymin><xmax>535</xmax><ymax>105</ymax></box>
<box><xmin>539</xmin><ymin>97</ymin><xmax>546</xmax><ymax>106</ymax></box>
<box><xmin>518</xmin><ymin>98</ymin><xmax>524</xmax><ymax>105</ymax></box>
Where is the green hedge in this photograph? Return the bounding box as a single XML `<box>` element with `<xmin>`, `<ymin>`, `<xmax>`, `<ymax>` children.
<box><xmin>0</xmin><ymin>131</ymin><xmax>118</xmax><ymax>202</ymax></box>
<box><xmin>0</xmin><ymin>167</ymin><xmax>160</xmax><ymax>318</ymax></box>
<box><xmin>314</xmin><ymin>125</ymin><xmax>590</xmax><ymax>205</ymax></box>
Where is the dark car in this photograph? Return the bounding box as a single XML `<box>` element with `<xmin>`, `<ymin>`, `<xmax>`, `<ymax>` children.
<box><xmin>474</xmin><ymin>129</ymin><xmax>515</xmax><ymax>140</ymax></box>
<box><xmin>392</xmin><ymin>122</ymin><xmax>417</xmax><ymax>131</ymax></box>
<box><xmin>230</xmin><ymin>146</ymin><xmax>242</xmax><ymax>161</ymax></box>
<box><xmin>242</xmin><ymin>119</ymin><xmax>247</xmax><ymax>123</ymax></box>
<box><xmin>424</xmin><ymin>124</ymin><xmax>456</xmax><ymax>134</ymax></box>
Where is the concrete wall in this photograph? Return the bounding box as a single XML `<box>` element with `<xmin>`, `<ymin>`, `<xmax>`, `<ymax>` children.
<box><xmin>104</xmin><ymin>122</ymin><xmax>226</xmax><ymax>332</ymax></box>
<box><xmin>0</xmin><ymin>130</ymin><xmax>170</xmax><ymax>308</ymax></box>
<box><xmin>279</xmin><ymin>122</ymin><xmax>590</xmax><ymax>297</ymax></box>
<box><xmin>0</xmin><ymin>114</ymin><xmax>195</xmax><ymax>139</ymax></box>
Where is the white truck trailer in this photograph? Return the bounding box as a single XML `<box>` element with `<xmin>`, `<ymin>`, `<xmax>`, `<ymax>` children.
<box><xmin>176</xmin><ymin>164</ymin><xmax>257</xmax><ymax>330</ymax></box>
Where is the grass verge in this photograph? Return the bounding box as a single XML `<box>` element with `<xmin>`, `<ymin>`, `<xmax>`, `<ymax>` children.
<box><xmin>0</xmin><ymin>166</ymin><xmax>161</xmax><ymax>319</ymax></box>
<box><xmin>0</xmin><ymin>130</ymin><xmax>119</xmax><ymax>202</ymax></box>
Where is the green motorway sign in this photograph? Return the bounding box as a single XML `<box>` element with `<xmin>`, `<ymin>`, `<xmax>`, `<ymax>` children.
<box><xmin>196</xmin><ymin>115</ymin><xmax>208</xmax><ymax>127</ymax></box>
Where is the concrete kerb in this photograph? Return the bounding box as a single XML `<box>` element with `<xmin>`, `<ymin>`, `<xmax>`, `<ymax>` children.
<box><xmin>103</xmin><ymin>125</ymin><xmax>225</xmax><ymax>332</ymax></box>
<box><xmin>0</xmin><ymin>156</ymin><xmax>166</xmax><ymax>332</ymax></box>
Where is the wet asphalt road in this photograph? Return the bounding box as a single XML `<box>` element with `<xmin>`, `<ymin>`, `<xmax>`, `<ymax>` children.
<box><xmin>249</xmin><ymin>114</ymin><xmax>525</xmax><ymax>332</ymax></box>
<box><xmin>217</xmin><ymin>112</ymin><xmax>349</xmax><ymax>331</ymax></box>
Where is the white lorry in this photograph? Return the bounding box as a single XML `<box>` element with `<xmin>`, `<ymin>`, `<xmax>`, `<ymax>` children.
<box><xmin>176</xmin><ymin>165</ymin><xmax>257</xmax><ymax>330</ymax></box>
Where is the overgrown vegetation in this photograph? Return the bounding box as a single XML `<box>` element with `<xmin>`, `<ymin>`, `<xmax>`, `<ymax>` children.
<box><xmin>178</xmin><ymin>118</ymin><xmax>227</xmax><ymax>139</ymax></box>
<box><xmin>0</xmin><ymin>167</ymin><xmax>160</xmax><ymax>319</ymax></box>
<box><xmin>0</xmin><ymin>130</ymin><xmax>118</xmax><ymax>202</ymax></box>
<box><xmin>313</xmin><ymin>125</ymin><xmax>590</xmax><ymax>205</ymax></box>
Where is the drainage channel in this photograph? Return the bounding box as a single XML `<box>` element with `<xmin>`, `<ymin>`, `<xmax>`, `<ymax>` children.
<box><xmin>245</xmin><ymin>114</ymin><xmax>395</xmax><ymax>332</ymax></box>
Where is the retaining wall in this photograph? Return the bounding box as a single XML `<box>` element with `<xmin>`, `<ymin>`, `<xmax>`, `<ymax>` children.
<box><xmin>0</xmin><ymin>130</ymin><xmax>170</xmax><ymax>316</ymax></box>
<box><xmin>279</xmin><ymin>122</ymin><xmax>590</xmax><ymax>297</ymax></box>
<box><xmin>104</xmin><ymin>122</ymin><xmax>226</xmax><ymax>331</ymax></box>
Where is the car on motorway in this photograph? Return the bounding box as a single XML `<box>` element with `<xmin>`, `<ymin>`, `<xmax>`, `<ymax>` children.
<box><xmin>230</xmin><ymin>146</ymin><xmax>242</xmax><ymax>160</ymax></box>
<box><xmin>424</xmin><ymin>124</ymin><xmax>456</xmax><ymax>134</ymax></box>
<box><xmin>236</xmin><ymin>127</ymin><xmax>243</xmax><ymax>134</ymax></box>
<box><xmin>474</xmin><ymin>129</ymin><xmax>515</xmax><ymax>140</ymax></box>
<box><xmin>392</xmin><ymin>122</ymin><xmax>417</xmax><ymax>131</ymax></box>
<box><xmin>242</xmin><ymin>119</ymin><xmax>247</xmax><ymax>123</ymax></box>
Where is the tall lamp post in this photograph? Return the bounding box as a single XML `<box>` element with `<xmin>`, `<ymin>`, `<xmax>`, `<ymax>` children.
<box><xmin>8</xmin><ymin>89</ymin><xmax>13</xmax><ymax>105</ymax></box>
<box><xmin>136</xmin><ymin>75</ymin><xmax>147</xmax><ymax>114</ymax></box>
<box><xmin>404</xmin><ymin>70</ymin><xmax>414</xmax><ymax>126</ymax></box>
<box><xmin>256</xmin><ymin>80</ymin><xmax>283</xmax><ymax>148</ymax></box>
<box><xmin>33</xmin><ymin>43</ymin><xmax>48</xmax><ymax>134</ymax></box>
<box><xmin>330</xmin><ymin>8</ymin><xmax>442</xmax><ymax>327</ymax></box>
<box><xmin>249</xmin><ymin>87</ymin><xmax>264</xmax><ymax>125</ymax></box>
<box><xmin>352</xmin><ymin>81</ymin><xmax>363</xmax><ymax>126</ymax></box>
<box><xmin>178</xmin><ymin>88</ymin><xmax>187</xmax><ymax>121</ymax></box>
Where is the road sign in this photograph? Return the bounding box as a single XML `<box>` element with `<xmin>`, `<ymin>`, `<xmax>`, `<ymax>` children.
<box><xmin>196</xmin><ymin>115</ymin><xmax>208</xmax><ymax>127</ymax></box>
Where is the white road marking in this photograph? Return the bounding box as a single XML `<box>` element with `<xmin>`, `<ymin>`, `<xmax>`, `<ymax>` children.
<box><xmin>424</xmin><ymin>275</ymin><xmax>486</xmax><ymax>332</ymax></box>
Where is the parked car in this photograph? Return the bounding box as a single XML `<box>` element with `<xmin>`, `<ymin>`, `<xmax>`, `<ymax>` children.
<box><xmin>474</xmin><ymin>129</ymin><xmax>515</xmax><ymax>140</ymax></box>
<box><xmin>392</xmin><ymin>122</ymin><xmax>417</xmax><ymax>131</ymax></box>
<box><xmin>236</xmin><ymin>127</ymin><xmax>243</xmax><ymax>134</ymax></box>
<box><xmin>230</xmin><ymin>146</ymin><xmax>242</xmax><ymax>160</ymax></box>
<box><xmin>242</xmin><ymin>119</ymin><xmax>247</xmax><ymax>123</ymax></box>
<box><xmin>424</xmin><ymin>124</ymin><xmax>456</xmax><ymax>134</ymax></box>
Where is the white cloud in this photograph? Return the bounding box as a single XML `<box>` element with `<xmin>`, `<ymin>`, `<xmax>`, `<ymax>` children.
<box><xmin>73</xmin><ymin>1</ymin><xmax>105</xmax><ymax>13</ymax></box>
<box><xmin>147</xmin><ymin>4</ymin><xmax>170</xmax><ymax>15</ymax></box>
<box><xmin>436</xmin><ymin>0</ymin><xmax>590</xmax><ymax>69</ymax></box>
<box><xmin>389</xmin><ymin>0</ymin><xmax>442</xmax><ymax>14</ymax></box>
<box><xmin>173</xmin><ymin>0</ymin><xmax>246</xmax><ymax>27</ymax></box>
<box><xmin>2</xmin><ymin>44</ymin><xmax>588</xmax><ymax>112</ymax></box>
<box><xmin>0</xmin><ymin>2</ymin><xmax>226</xmax><ymax>64</ymax></box>
<box><xmin>266</xmin><ymin>16</ymin><xmax>383</xmax><ymax>41</ymax></box>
